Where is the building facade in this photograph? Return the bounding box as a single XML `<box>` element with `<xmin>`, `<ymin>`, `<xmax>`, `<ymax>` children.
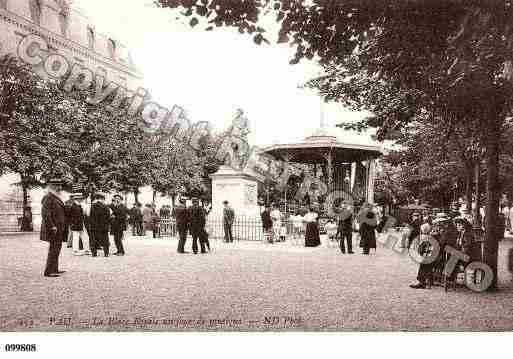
<box><xmin>0</xmin><ymin>0</ymin><xmax>144</xmax><ymax>231</ymax></box>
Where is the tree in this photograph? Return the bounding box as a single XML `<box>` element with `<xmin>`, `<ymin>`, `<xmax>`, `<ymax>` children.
<box><xmin>0</xmin><ymin>55</ymin><xmax>77</xmax><ymax>229</ymax></box>
<box><xmin>150</xmin><ymin>137</ymin><xmax>201</xmax><ymax>205</ymax></box>
<box><xmin>0</xmin><ymin>54</ymin><xmax>158</xmax><ymax>215</ymax></box>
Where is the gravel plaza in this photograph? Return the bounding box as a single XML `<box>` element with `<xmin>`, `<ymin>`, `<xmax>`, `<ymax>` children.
<box><xmin>2</xmin><ymin>233</ymin><xmax>513</xmax><ymax>332</ymax></box>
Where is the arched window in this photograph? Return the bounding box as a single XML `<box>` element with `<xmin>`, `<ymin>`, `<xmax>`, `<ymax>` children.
<box><xmin>0</xmin><ymin>0</ymin><xmax>7</xmax><ymax>10</ymax></box>
<box><xmin>87</xmin><ymin>27</ymin><xmax>95</xmax><ymax>50</ymax></box>
<box><xmin>29</xmin><ymin>0</ymin><xmax>42</xmax><ymax>25</ymax></box>
<box><xmin>107</xmin><ymin>39</ymin><xmax>116</xmax><ymax>60</ymax></box>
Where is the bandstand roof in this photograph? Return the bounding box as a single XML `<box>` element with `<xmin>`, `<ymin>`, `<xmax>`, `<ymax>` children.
<box><xmin>262</xmin><ymin>129</ymin><xmax>383</xmax><ymax>164</ymax></box>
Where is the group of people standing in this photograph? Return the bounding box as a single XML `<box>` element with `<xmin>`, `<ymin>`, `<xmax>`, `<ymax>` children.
<box><xmin>260</xmin><ymin>201</ymin><xmax>380</xmax><ymax>254</ymax></box>
<box><xmin>172</xmin><ymin>198</ymin><xmax>237</xmax><ymax>253</ymax></box>
<box><xmin>126</xmin><ymin>203</ymin><xmax>169</xmax><ymax>238</ymax></box>
<box><xmin>260</xmin><ymin>204</ymin><xmax>287</xmax><ymax>244</ymax></box>
<box><xmin>41</xmin><ymin>178</ymin><xmax>129</xmax><ymax>278</ymax></box>
<box><xmin>170</xmin><ymin>197</ymin><xmax>212</xmax><ymax>254</ymax></box>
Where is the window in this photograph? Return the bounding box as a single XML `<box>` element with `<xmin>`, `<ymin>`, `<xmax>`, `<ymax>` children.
<box><xmin>87</xmin><ymin>27</ymin><xmax>95</xmax><ymax>50</ymax></box>
<box><xmin>96</xmin><ymin>67</ymin><xmax>107</xmax><ymax>82</ymax></box>
<box><xmin>58</xmin><ymin>11</ymin><xmax>69</xmax><ymax>37</ymax></box>
<box><xmin>118</xmin><ymin>76</ymin><xmax>127</xmax><ymax>88</ymax></box>
<box><xmin>127</xmin><ymin>52</ymin><xmax>135</xmax><ymax>67</ymax></box>
<box><xmin>29</xmin><ymin>0</ymin><xmax>42</xmax><ymax>25</ymax></box>
<box><xmin>107</xmin><ymin>39</ymin><xmax>116</xmax><ymax>59</ymax></box>
<box><xmin>0</xmin><ymin>0</ymin><xmax>7</xmax><ymax>10</ymax></box>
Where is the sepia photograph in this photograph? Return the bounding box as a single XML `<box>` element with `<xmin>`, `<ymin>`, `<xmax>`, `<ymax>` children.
<box><xmin>1</xmin><ymin>0</ymin><xmax>513</xmax><ymax>355</ymax></box>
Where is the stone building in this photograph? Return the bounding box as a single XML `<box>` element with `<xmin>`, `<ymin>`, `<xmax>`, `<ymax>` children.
<box><xmin>0</xmin><ymin>0</ymin><xmax>144</xmax><ymax>231</ymax></box>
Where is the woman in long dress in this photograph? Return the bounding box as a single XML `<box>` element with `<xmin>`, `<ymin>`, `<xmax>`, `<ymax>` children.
<box><xmin>304</xmin><ymin>207</ymin><xmax>321</xmax><ymax>247</ymax></box>
<box><xmin>360</xmin><ymin>211</ymin><xmax>377</xmax><ymax>255</ymax></box>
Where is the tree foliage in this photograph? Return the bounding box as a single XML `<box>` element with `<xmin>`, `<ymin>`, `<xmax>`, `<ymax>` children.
<box><xmin>0</xmin><ymin>54</ymin><xmax>217</xmax><ymax>206</ymax></box>
<box><xmin>0</xmin><ymin>55</ymin><xmax>72</xmax><ymax>194</ymax></box>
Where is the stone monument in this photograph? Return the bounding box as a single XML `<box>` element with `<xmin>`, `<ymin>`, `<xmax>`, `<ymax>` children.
<box><xmin>207</xmin><ymin>110</ymin><xmax>262</xmax><ymax>240</ymax></box>
<box><xmin>210</xmin><ymin>165</ymin><xmax>259</xmax><ymax>217</ymax></box>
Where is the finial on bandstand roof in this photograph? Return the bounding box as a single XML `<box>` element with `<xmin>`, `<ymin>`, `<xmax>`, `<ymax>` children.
<box><xmin>312</xmin><ymin>97</ymin><xmax>328</xmax><ymax>137</ymax></box>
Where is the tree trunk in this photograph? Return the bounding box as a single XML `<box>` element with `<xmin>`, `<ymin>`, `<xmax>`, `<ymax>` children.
<box><xmin>171</xmin><ymin>193</ymin><xmax>176</xmax><ymax>211</ymax></box>
<box><xmin>484</xmin><ymin>117</ymin><xmax>501</xmax><ymax>291</ymax></box>
<box><xmin>20</xmin><ymin>180</ymin><xmax>33</xmax><ymax>232</ymax></box>
<box><xmin>152</xmin><ymin>190</ymin><xmax>157</xmax><ymax>205</ymax></box>
<box><xmin>465</xmin><ymin>168</ymin><xmax>473</xmax><ymax>212</ymax></box>
<box><xmin>473</xmin><ymin>162</ymin><xmax>482</xmax><ymax>227</ymax></box>
<box><xmin>133</xmin><ymin>188</ymin><xmax>139</xmax><ymax>204</ymax></box>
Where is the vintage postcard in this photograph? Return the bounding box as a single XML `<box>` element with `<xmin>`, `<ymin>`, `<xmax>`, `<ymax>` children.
<box><xmin>1</xmin><ymin>1</ymin><xmax>513</xmax><ymax>355</ymax></box>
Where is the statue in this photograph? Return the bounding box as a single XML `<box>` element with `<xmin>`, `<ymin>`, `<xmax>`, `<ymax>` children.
<box><xmin>229</xmin><ymin>108</ymin><xmax>250</xmax><ymax>139</ymax></box>
<box><xmin>216</xmin><ymin>109</ymin><xmax>251</xmax><ymax>170</ymax></box>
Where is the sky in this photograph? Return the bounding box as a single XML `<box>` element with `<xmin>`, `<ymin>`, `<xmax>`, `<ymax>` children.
<box><xmin>73</xmin><ymin>0</ymin><xmax>378</xmax><ymax>148</ymax></box>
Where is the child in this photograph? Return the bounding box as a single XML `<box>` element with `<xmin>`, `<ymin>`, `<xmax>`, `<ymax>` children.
<box><xmin>291</xmin><ymin>211</ymin><xmax>304</xmax><ymax>246</ymax></box>
<box><xmin>279</xmin><ymin>223</ymin><xmax>287</xmax><ymax>242</ymax></box>
<box><xmin>325</xmin><ymin>219</ymin><xmax>338</xmax><ymax>247</ymax></box>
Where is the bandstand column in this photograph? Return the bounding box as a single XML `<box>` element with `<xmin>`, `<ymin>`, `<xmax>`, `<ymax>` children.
<box><xmin>350</xmin><ymin>162</ymin><xmax>356</xmax><ymax>193</ymax></box>
<box><xmin>367</xmin><ymin>159</ymin><xmax>376</xmax><ymax>204</ymax></box>
<box><xmin>282</xmin><ymin>153</ymin><xmax>291</xmax><ymax>214</ymax></box>
<box><xmin>323</xmin><ymin>151</ymin><xmax>333</xmax><ymax>193</ymax></box>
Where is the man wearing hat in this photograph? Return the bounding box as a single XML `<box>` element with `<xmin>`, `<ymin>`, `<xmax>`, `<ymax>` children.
<box><xmin>188</xmin><ymin>197</ymin><xmax>207</xmax><ymax>254</ymax></box>
<box><xmin>223</xmin><ymin>200</ymin><xmax>235</xmax><ymax>243</ymax></box>
<box><xmin>336</xmin><ymin>201</ymin><xmax>354</xmax><ymax>254</ymax></box>
<box><xmin>89</xmin><ymin>193</ymin><xmax>111</xmax><ymax>257</ymax></box>
<box><xmin>40</xmin><ymin>177</ymin><xmax>68</xmax><ymax>277</ymax></box>
<box><xmin>68</xmin><ymin>192</ymin><xmax>90</xmax><ymax>256</ymax></box>
<box><xmin>407</xmin><ymin>212</ymin><xmax>422</xmax><ymax>249</ymax></box>
<box><xmin>110</xmin><ymin>194</ymin><xmax>128</xmax><ymax>256</ymax></box>
<box><xmin>172</xmin><ymin>196</ymin><xmax>189</xmax><ymax>253</ymax></box>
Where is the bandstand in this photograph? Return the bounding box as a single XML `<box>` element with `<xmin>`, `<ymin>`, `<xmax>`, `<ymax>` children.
<box><xmin>261</xmin><ymin>124</ymin><xmax>383</xmax><ymax>213</ymax></box>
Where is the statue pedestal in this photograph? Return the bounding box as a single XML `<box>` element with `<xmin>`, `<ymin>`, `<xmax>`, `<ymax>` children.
<box><xmin>208</xmin><ymin>165</ymin><xmax>262</xmax><ymax>241</ymax></box>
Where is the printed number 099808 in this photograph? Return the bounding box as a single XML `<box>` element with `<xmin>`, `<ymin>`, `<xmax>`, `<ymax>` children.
<box><xmin>5</xmin><ymin>344</ymin><xmax>36</xmax><ymax>352</ymax></box>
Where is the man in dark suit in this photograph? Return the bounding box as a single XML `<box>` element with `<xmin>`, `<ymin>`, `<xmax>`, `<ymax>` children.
<box><xmin>261</xmin><ymin>204</ymin><xmax>273</xmax><ymax>244</ymax></box>
<box><xmin>188</xmin><ymin>198</ymin><xmax>207</xmax><ymax>254</ymax></box>
<box><xmin>89</xmin><ymin>193</ymin><xmax>111</xmax><ymax>257</ymax></box>
<box><xmin>223</xmin><ymin>200</ymin><xmax>235</xmax><ymax>243</ymax></box>
<box><xmin>135</xmin><ymin>203</ymin><xmax>144</xmax><ymax>236</ymax></box>
<box><xmin>128</xmin><ymin>203</ymin><xmax>138</xmax><ymax>236</ymax></box>
<box><xmin>40</xmin><ymin>177</ymin><xmax>67</xmax><ymax>278</ymax></box>
<box><xmin>337</xmin><ymin>201</ymin><xmax>354</xmax><ymax>254</ymax></box>
<box><xmin>110</xmin><ymin>194</ymin><xmax>128</xmax><ymax>256</ymax></box>
<box><xmin>407</xmin><ymin>212</ymin><xmax>422</xmax><ymax>249</ymax></box>
<box><xmin>172</xmin><ymin>197</ymin><xmax>189</xmax><ymax>253</ymax></box>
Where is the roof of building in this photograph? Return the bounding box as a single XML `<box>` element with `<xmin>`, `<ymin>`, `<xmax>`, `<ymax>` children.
<box><xmin>261</xmin><ymin>126</ymin><xmax>383</xmax><ymax>164</ymax></box>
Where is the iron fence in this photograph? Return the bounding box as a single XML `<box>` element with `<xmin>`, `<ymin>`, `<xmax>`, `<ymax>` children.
<box><xmin>0</xmin><ymin>213</ymin><xmax>22</xmax><ymax>233</ymax></box>
<box><xmin>155</xmin><ymin>216</ymin><xmax>336</xmax><ymax>241</ymax></box>
<box><xmin>158</xmin><ymin>218</ymin><xmax>177</xmax><ymax>237</ymax></box>
<box><xmin>156</xmin><ymin>216</ymin><xmax>295</xmax><ymax>241</ymax></box>
<box><xmin>207</xmin><ymin>216</ymin><xmax>263</xmax><ymax>241</ymax></box>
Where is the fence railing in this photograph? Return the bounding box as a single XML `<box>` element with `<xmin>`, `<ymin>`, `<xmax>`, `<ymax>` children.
<box><xmin>207</xmin><ymin>216</ymin><xmax>264</xmax><ymax>241</ymax></box>
<box><xmin>0</xmin><ymin>212</ymin><xmax>41</xmax><ymax>233</ymax></box>
<box><xmin>156</xmin><ymin>216</ymin><xmax>336</xmax><ymax>241</ymax></box>
<box><xmin>158</xmin><ymin>218</ymin><xmax>177</xmax><ymax>237</ymax></box>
